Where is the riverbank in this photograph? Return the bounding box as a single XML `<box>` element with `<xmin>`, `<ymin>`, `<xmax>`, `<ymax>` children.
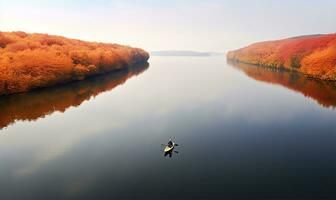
<box><xmin>227</xmin><ymin>34</ymin><xmax>336</xmax><ymax>81</ymax></box>
<box><xmin>0</xmin><ymin>31</ymin><xmax>149</xmax><ymax>95</ymax></box>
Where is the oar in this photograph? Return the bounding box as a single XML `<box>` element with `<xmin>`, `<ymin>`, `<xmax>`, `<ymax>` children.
<box><xmin>160</xmin><ymin>144</ymin><xmax>167</xmax><ymax>152</ymax></box>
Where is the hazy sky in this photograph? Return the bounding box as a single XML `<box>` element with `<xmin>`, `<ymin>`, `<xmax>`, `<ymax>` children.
<box><xmin>1</xmin><ymin>0</ymin><xmax>335</xmax><ymax>51</ymax></box>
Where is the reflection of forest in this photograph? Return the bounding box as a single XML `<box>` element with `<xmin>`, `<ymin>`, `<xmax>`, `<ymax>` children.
<box><xmin>228</xmin><ymin>61</ymin><xmax>336</xmax><ymax>108</ymax></box>
<box><xmin>0</xmin><ymin>62</ymin><xmax>149</xmax><ymax>129</ymax></box>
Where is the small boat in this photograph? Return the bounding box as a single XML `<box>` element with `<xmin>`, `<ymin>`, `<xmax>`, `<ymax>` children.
<box><xmin>164</xmin><ymin>142</ymin><xmax>175</xmax><ymax>153</ymax></box>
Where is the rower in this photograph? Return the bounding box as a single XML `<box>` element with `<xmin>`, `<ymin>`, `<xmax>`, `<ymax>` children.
<box><xmin>167</xmin><ymin>139</ymin><xmax>173</xmax><ymax>147</ymax></box>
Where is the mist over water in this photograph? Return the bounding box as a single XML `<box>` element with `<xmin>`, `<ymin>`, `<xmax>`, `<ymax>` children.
<box><xmin>0</xmin><ymin>55</ymin><xmax>336</xmax><ymax>199</ymax></box>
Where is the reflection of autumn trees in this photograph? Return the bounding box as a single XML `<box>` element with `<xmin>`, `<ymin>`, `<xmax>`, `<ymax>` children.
<box><xmin>227</xmin><ymin>34</ymin><xmax>336</xmax><ymax>81</ymax></box>
<box><xmin>0</xmin><ymin>31</ymin><xmax>149</xmax><ymax>95</ymax></box>
<box><xmin>228</xmin><ymin>61</ymin><xmax>336</xmax><ymax>108</ymax></box>
<box><xmin>0</xmin><ymin>62</ymin><xmax>149</xmax><ymax>129</ymax></box>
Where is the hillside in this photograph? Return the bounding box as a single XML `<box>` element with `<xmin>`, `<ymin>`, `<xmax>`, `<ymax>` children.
<box><xmin>0</xmin><ymin>31</ymin><xmax>149</xmax><ymax>95</ymax></box>
<box><xmin>227</xmin><ymin>34</ymin><xmax>336</xmax><ymax>81</ymax></box>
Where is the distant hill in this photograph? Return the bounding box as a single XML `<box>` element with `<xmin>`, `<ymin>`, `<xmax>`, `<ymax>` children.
<box><xmin>227</xmin><ymin>33</ymin><xmax>336</xmax><ymax>81</ymax></box>
<box><xmin>151</xmin><ymin>50</ymin><xmax>224</xmax><ymax>57</ymax></box>
<box><xmin>0</xmin><ymin>31</ymin><xmax>149</xmax><ymax>95</ymax></box>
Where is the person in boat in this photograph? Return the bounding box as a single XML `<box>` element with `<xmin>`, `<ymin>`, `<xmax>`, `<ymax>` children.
<box><xmin>167</xmin><ymin>140</ymin><xmax>173</xmax><ymax>147</ymax></box>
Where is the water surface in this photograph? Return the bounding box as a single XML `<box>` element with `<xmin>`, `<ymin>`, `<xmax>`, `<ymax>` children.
<box><xmin>0</xmin><ymin>55</ymin><xmax>336</xmax><ymax>199</ymax></box>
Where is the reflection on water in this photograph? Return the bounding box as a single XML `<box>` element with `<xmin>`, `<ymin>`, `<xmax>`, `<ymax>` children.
<box><xmin>1</xmin><ymin>56</ymin><xmax>336</xmax><ymax>199</ymax></box>
<box><xmin>0</xmin><ymin>62</ymin><xmax>149</xmax><ymax>130</ymax></box>
<box><xmin>228</xmin><ymin>60</ymin><xmax>336</xmax><ymax>108</ymax></box>
<box><xmin>164</xmin><ymin>150</ymin><xmax>179</xmax><ymax>158</ymax></box>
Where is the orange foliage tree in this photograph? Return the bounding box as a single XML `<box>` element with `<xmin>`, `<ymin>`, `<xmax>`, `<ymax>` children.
<box><xmin>227</xmin><ymin>34</ymin><xmax>336</xmax><ymax>81</ymax></box>
<box><xmin>0</xmin><ymin>31</ymin><xmax>149</xmax><ymax>95</ymax></box>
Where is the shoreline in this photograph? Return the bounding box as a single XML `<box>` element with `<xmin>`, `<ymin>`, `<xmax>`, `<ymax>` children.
<box><xmin>0</xmin><ymin>31</ymin><xmax>150</xmax><ymax>95</ymax></box>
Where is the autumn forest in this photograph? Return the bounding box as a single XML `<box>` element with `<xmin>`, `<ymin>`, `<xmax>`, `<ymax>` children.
<box><xmin>0</xmin><ymin>31</ymin><xmax>149</xmax><ymax>95</ymax></box>
<box><xmin>227</xmin><ymin>34</ymin><xmax>336</xmax><ymax>81</ymax></box>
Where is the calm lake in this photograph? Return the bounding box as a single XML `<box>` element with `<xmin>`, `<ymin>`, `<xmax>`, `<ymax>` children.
<box><xmin>0</xmin><ymin>55</ymin><xmax>336</xmax><ymax>199</ymax></box>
